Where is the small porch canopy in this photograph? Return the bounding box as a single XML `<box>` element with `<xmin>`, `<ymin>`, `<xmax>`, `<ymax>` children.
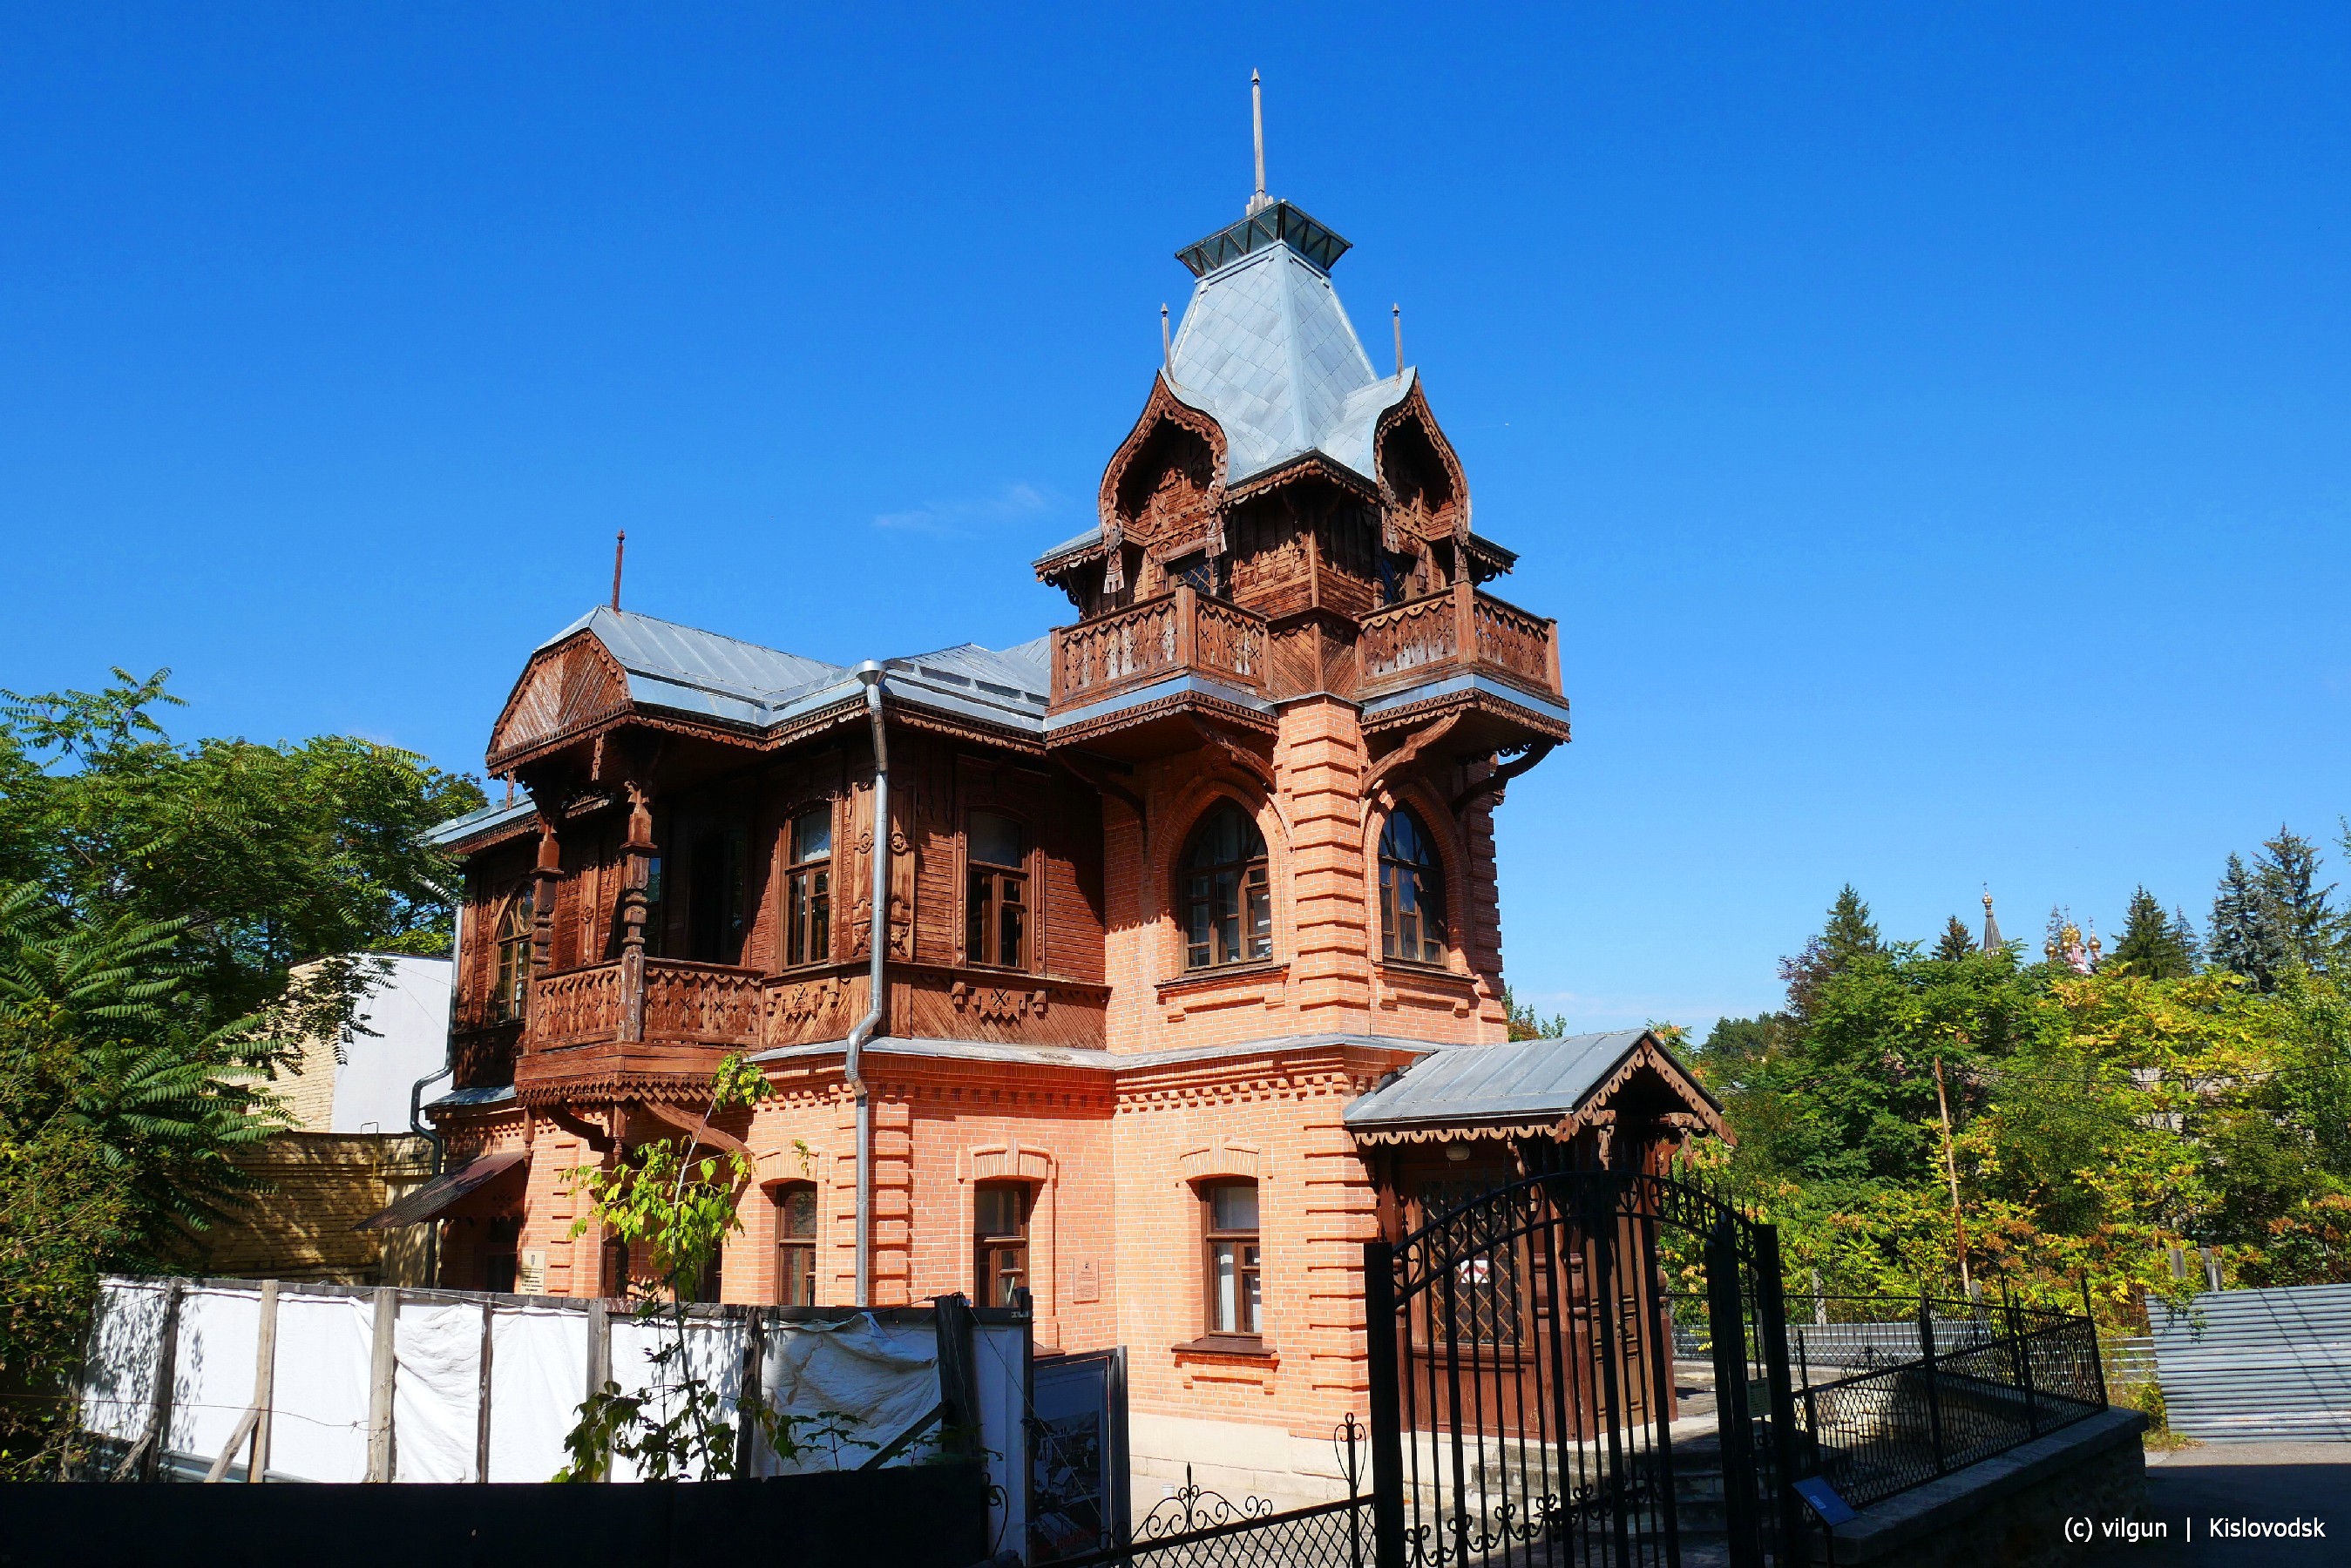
<box><xmin>355</xmin><ymin>1149</ymin><xmax>526</xmax><ymax>1231</ymax></box>
<box><xmin>1343</xmin><ymin>1029</ymin><xmax>1726</xmax><ymax>1151</ymax></box>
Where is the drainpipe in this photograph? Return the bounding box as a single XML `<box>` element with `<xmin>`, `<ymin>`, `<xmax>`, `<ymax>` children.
<box><xmin>848</xmin><ymin>661</ymin><xmax>891</xmax><ymax>1308</ymax></box>
<box><xmin>409</xmin><ymin>874</ymin><xmax>464</xmax><ymax>1287</ymax></box>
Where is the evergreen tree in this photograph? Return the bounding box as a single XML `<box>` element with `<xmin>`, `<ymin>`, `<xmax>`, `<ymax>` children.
<box><xmin>2169</xmin><ymin>908</ymin><xmax>2204</xmax><ymax>972</ymax></box>
<box><xmin>1778</xmin><ymin>885</ymin><xmax>1884</xmax><ymax>1020</ymax></box>
<box><xmin>1933</xmin><ymin>916</ymin><xmax>1975</xmax><ymax>962</ymax></box>
<box><xmin>2211</xmin><ymin>853</ymin><xmax>2283</xmax><ymax>989</ymax></box>
<box><xmin>2111</xmin><ymin>886</ymin><xmax>2198</xmax><ymax>978</ymax></box>
<box><xmin>2254</xmin><ymin>828</ymin><xmax>2339</xmax><ymax>977</ymax></box>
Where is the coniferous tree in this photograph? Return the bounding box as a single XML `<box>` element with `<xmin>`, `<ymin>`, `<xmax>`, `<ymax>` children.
<box><xmin>1779</xmin><ymin>885</ymin><xmax>1885</xmax><ymax>1020</ymax></box>
<box><xmin>2111</xmin><ymin>887</ymin><xmax>2198</xmax><ymax>978</ymax></box>
<box><xmin>2254</xmin><ymin>828</ymin><xmax>2339</xmax><ymax>977</ymax></box>
<box><xmin>1933</xmin><ymin>916</ymin><xmax>1975</xmax><ymax>962</ymax></box>
<box><xmin>2211</xmin><ymin>853</ymin><xmax>2282</xmax><ymax>989</ymax></box>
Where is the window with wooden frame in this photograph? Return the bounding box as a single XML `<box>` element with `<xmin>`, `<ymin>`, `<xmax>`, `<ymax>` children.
<box><xmin>1182</xmin><ymin>803</ymin><xmax>1271</xmax><ymax>970</ymax></box>
<box><xmin>1379</xmin><ymin>808</ymin><xmax>1449</xmax><ymax>965</ymax></box>
<box><xmin>965</xmin><ymin>811</ymin><xmax>1028</xmax><ymax>970</ymax></box>
<box><xmin>602</xmin><ymin>1233</ymin><xmax>632</xmax><ymax>1301</ymax></box>
<box><xmin>973</xmin><ymin>1182</ymin><xmax>1031</xmax><ymax>1308</ymax></box>
<box><xmin>784</xmin><ymin>807</ymin><xmax>831</xmax><ymax>968</ymax></box>
<box><xmin>1201</xmin><ymin>1181</ymin><xmax>1263</xmax><ymax>1337</ymax></box>
<box><xmin>485</xmin><ymin>1216</ymin><xmax>521</xmax><ymax>1294</ymax></box>
<box><xmin>688</xmin><ymin>825</ymin><xmax>748</xmax><ymax>964</ymax></box>
<box><xmin>491</xmin><ymin>886</ymin><xmax>535</xmax><ymax>1023</ymax></box>
<box><xmin>774</xmin><ymin>1183</ymin><xmax>818</xmax><ymax>1307</ymax></box>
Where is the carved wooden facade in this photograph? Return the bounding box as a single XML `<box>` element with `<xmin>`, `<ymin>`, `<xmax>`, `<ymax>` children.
<box><xmin>409</xmin><ymin>182</ymin><xmax>1728</xmax><ymax>1512</ymax></box>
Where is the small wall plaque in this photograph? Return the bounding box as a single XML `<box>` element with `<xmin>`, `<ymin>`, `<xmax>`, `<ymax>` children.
<box><xmin>1073</xmin><ymin>1259</ymin><xmax>1101</xmax><ymax>1303</ymax></box>
<box><xmin>518</xmin><ymin>1247</ymin><xmax>547</xmax><ymax>1295</ymax></box>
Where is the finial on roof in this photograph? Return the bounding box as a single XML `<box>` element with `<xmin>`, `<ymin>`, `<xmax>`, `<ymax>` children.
<box><xmin>1161</xmin><ymin>303</ymin><xmax>1172</xmax><ymax>370</ymax></box>
<box><xmin>1980</xmin><ymin>887</ymin><xmax>2003</xmax><ymax>954</ymax></box>
<box><xmin>1249</xmin><ymin>71</ymin><xmax>1270</xmax><ymax>214</ymax></box>
<box><xmin>1392</xmin><ymin>304</ymin><xmax>1403</xmax><ymax>378</ymax></box>
<box><xmin>611</xmin><ymin>530</ymin><xmax>626</xmax><ymax>611</ymax></box>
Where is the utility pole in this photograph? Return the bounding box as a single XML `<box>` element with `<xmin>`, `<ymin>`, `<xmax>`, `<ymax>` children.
<box><xmin>1934</xmin><ymin>1054</ymin><xmax>1974</xmax><ymax>1299</ymax></box>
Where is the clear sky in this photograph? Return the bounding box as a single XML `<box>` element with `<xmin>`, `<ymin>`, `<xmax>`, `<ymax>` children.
<box><xmin>6</xmin><ymin>6</ymin><xmax>2348</xmax><ymax>1035</ymax></box>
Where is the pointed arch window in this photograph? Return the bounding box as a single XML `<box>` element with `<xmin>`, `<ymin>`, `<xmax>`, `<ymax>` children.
<box><xmin>1379</xmin><ymin>808</ymin><xmax>1448</xmax><ymax>965</ymax></box>
<box><xmin>491</xmin><ymin>886</ymin><xmax>535</xmax><ymax>1023</ymax></box>
<box><xmin>1182</xmin><ymin>802</ymin><xmax>1271</xmax><ymax>970</ymax></box>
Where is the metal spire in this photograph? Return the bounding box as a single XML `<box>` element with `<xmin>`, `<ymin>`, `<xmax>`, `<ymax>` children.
<box><xmin>1392</xmin><ymin>304</ymin><xmax>1403</xmax><ymax>378</ymax></box>
<box><xmin>1980</xmin><ymin>889</ymin><xmax>2003</xmax><ymax>954</ymax></box>
<box><xmin>611</xmin><ymin>530</ymin><xmax>626</xmax><ymax>611</ymax></box>
<box><xmin>1161</xmin><ymin>303</ymin><xmax>1172</xmax><ymax>371</ymax></box>
<box><xmin>1249</xmin><ymin>71</ymin><xmax>1270</xmax><ymax>213</ymax></box>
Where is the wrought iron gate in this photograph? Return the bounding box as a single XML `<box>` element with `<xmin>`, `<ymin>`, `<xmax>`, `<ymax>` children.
<box><xmin>1364</xmin><ymin>1170</ymin><xmax>1807</xmax><ymax>1568</ymax></box>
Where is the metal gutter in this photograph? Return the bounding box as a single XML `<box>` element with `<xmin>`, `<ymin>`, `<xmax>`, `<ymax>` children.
<box><xmin>846</xmin><ymin>660</ymin><xmax>891</xmax><ymax>1308</ymax></box>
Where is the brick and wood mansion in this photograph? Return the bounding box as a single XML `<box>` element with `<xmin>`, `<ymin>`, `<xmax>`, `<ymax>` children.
<box><xmin>409</xmin><ymin>177</ymin><xmax>1724</xmax><ymax>1501</ymax></box>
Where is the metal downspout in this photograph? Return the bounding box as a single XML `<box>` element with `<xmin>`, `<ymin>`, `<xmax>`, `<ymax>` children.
<box><xmin>848</xmin><ymin>661</ymin><xmax>891</xmax><ymax>1308</ymax></box>
<box><xmin>409</xmin><ymin>878</ymin><xmax>464</xmax><ymax>1287</ymax></box>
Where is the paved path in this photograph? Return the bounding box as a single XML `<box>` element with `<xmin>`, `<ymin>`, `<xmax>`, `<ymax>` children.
<box><xmin>2092</xmin><ymin>1442</ymin><xmax>2351</xmax><ymax>1564</ymax></box>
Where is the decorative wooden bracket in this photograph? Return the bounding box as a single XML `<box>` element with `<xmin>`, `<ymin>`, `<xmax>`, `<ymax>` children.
<box><xmin>1364</xmin><ymin>710</ymin><xmax>1464</xmax><ymax>802</ymax></box>
<box><xmin>632</xmin><ymin>1098</ymin><xmax>752</xmax><ymax>1159</ymax></box>
<box><xmin>1450</xmin><ymin>740</ymin><xmax>1557</xmax><ymax>815</ymax></box>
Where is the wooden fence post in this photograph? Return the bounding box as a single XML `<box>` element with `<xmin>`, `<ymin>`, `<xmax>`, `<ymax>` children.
<box><xmin>365</xmin><ymin>1284</ymin><xmax>397</xmax><ymax>1482</ymax></box>
<box><xmin>475</xmin><ymin>1298</ymin><xmax>496</xmax><ymax>1483</ymax></box>
<box><xmin>140</xmin><ymin>1281</ymin><xmax>184</xmax><ymax>1482</ymax></box>
<box><xmin>247</xmin><ymin>1280</ymin><xmax>278</xmax><ymax>1482</ymax></box>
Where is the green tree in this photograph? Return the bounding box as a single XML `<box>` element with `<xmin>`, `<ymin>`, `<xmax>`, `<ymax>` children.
<box><xmin>1778</xmin><ymin>885</ymin><xmax>1885</xmax><ymax>1022</ymax></box>
<box><xmin>2110</xmin><ymin>887</ymin><xmax>2199</xmax><ymax>978</ymax></box>
<box><xmin>559</xmin><ymin>1057</ymin><xmax>871</xmax><ymax>1481</ymax></box>
<box><xmin>1933</xmin><ymin>916</ymin><xmax>1975</xmax><ymax>963</ymax></box>
<box><xmin>0</xmin><ymin>669</ymin><xmax>483</xmax><ymax>1032</ymax></box>
<box><xmin>1501</xmin><ymin>986</ymin><xmax>1568</xmax><ymax>1042</ymax></box>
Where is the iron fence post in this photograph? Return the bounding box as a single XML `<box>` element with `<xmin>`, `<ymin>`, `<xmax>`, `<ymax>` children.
<box><xmin>2005</xmin><ymin>1297</ymin><xmax>2038</xmax><ymax>1438</ymax></box>
<box><xmin>2081</xmin><ymin>1275</ymin><xmax>2110</xmax><ymax>1409</ymax></box>
<box><xmin>1363</xmin><ymin>1240</ymin><xmax>1407</xmax><ymax>1568</ymax></box>
<box><xmin>1916</xmin><ymin>1297</ymin><xmax>1945</xmax><ymax>1474</ymax></box>
<box><xmin>1753</xmin><ymin>1225</ymin><xmax>1812</xmax><ymax>1567</ymax></box>
<box><xmin>1705</xmin><ymin>1219</ymin><xmax>1764</xmax><ymax>1568</ymax></box>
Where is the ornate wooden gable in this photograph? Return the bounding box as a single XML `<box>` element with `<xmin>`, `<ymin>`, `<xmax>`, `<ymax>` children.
<box><xmin>486</xmin><ymin>632</ymin><xmax>631</xmax><ymax>773</ymax></box>
<box><xmin>1373</xmin><ymin>379</ymin><xmax>1472</xmax><ymax>555</ymax></box>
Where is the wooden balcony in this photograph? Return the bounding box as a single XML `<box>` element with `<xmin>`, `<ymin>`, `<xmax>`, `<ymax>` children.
<box><xmin>1048</xmin><ymin>583</ymin><xmax>1266</xmax><ymax>712</ymax></box>
<box><xmin>527</xmin><ymin>958</ymin><xmax>764</xmax><ymax>1051</ymax></box>
<box><xmin>1358</xmin><ymin>581</ymin><xmax>1562</xmax><ymax>703</ymax></box>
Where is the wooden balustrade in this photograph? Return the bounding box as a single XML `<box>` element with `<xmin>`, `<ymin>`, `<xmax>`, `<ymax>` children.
<box><xmin>1049</xmin><ymin>585</ymin><xmax>1268</xmax><ymax>708</ymax></box>
<box><xmin>529</xmin><ymin>962</ymin><xmax>621</xmax><ymax>1048</ymax></box>
<box><xmin>1358</xmin><ymin>581</ymin><xmax>1560</xmax><ymax>700</ymax></box>
<box><xmin>526</xmin><ymin>957</ymin><xmax>760</xmax><ymax>1051</ymax></box>
<box><xmin>644</xmin><ymin>960</ymin><xmax>763</xmax><ymax>1045</ymax></box>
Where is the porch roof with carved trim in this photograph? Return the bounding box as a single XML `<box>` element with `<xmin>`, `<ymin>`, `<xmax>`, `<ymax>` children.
<box><xmin>1342</xmin><ymin>1030</ymin><xmax>1725</xmax><ymax>1145</ymax></box>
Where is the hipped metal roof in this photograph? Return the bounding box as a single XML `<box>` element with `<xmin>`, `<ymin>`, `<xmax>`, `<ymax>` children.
<box><xmin>1342</xmin><ymin>1031</ymin><xmax>1722</xmax><ymax>1143</ymax></box>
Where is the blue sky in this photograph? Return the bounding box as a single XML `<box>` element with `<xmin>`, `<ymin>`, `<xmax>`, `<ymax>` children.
<box><xmin>5</xmin><ymin>6</ymin><xmax>2349</xmax><ymax>1034</ymax></box>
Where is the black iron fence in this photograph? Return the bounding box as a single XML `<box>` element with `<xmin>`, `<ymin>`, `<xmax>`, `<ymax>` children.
<box><xmin>1044</xmin><ymin>1417</ymin><xmax>1372</xmax><ymax>1568</ymax></box>
<box><xmin>1789</xmin><ymin>1296</ymin><xmax>2106</xmax><ymax>1510</ymax></box>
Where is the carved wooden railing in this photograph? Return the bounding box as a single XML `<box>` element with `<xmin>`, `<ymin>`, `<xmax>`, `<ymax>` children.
<box><xmin>1049</xmin><ymin>584</ymin><xmax>1267</xmax><ymax>708</ymax></box>
<box><xmin>530</xmin><ymin>962</ymin><xmax>621</xmax><ymax>1049</ymax></box>
<box><xmin>526</xmin><ymin>957</ymin><xmax>762</xmax><ymax>1050</ymax></box>
<box><xmin>1358</xmin><ymin>580</ymin><xmax>1561</xmax><ymax>700</ymax></box>
<box><xmin>643</xmin><ymin>959</ymin><xmax>763</xmax><ymax>1045</ymax></box>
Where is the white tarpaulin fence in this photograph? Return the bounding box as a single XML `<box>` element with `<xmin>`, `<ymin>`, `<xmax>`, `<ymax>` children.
<box><xmin>78</xmin><ymin>1277</ymin><xmax>1029</xmax><ymax>1545</ymax></box>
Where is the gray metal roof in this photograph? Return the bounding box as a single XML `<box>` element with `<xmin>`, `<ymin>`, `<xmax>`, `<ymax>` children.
<box><xmin>540</xmin><ymin>606</ymin><xmax>849</xmax><ymax>729</ymax></box>
<box><xmin>1344</xmin><ymin>1031</ymin><xmax>1704</xmax><ymax>1132</ymax></box>
<box><xmin>420</xmin><ymin>796</ymin><xmax>538</xmax><ymax>848</ymax></box>
<box><xmin>1166</xmin><ymin>237</ymin><xmax>1412</xmax><ymax>489</ymax></box>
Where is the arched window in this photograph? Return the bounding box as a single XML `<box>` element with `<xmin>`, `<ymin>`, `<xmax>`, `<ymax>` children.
<box><xmin>774</xmin><ymin>1184</ymin><xmax>817</xmax><ymax>1306</ymax></box>
<box><xmin>1379</xmin><ymin>808</ymin><xmax>1448</xmax><ymax>965</ymax></box>
<box><xmin>1200</xmin><ymin>1180</ymin><xmax>1262</xmax><ymax>1336</ymax></box>
<box><xmin>1182</xmin><ymin>803</ymin><xmax>1270</xmax><ymax>970</ymax></box>
<box><xmin>784</xmin><ymin>806</ymin><xmax>831</xmax><ymax>967</ymax></box>
<box><xmin>491</xmin><ymin>887</ymin><xmax>535</xmax><ymax>1023</ymax></box>
<box><xmin>974</xmin><ymin>1182</ymin><xmax>1031</xmax><ymax>1308</ymax></box>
